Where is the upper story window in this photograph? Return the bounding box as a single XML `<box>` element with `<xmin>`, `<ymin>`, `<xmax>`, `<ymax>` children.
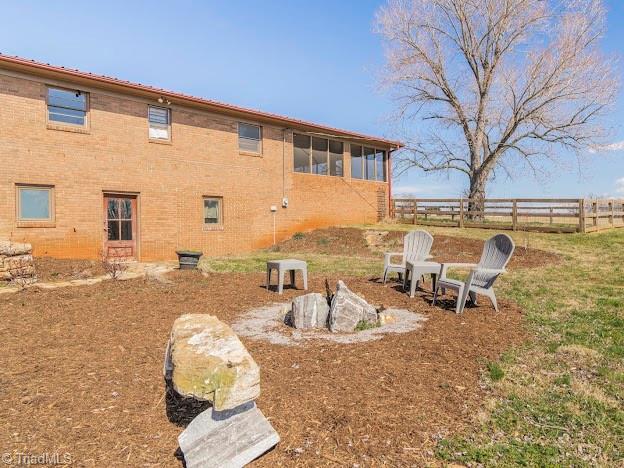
<box><xmin>238</xmin><ymin>123</ymin><xmax>262</xmax><ymax>153</ymax></box>
<box><xmin>47</xmin><ymin>87</ymin><xmax>87</xmax><ymax>127</ymax></box>
<box><xmin>351</xmin><ymin>145</ymin><xmax>387</xmax><ymax>181</ymax></box>
<box><xmin>293</xmin><ymin>133</ymin><xmax>344</xmax><ymax>177</ymax></box>
<box><xmin>16</xmin><ymin>184</ymin><xmax>55</xmax><ymax>223</ymax></box>
<box><xmin>148</xmin><ymin>106</ymin><xmax>171</xmax><ymax>140</ymax></box>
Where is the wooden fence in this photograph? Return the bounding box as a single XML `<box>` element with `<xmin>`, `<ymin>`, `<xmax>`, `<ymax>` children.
<box><xmin>390</xmin><ymin>198</ymin><xmax>624</xmax><ymax>234</ymax></box>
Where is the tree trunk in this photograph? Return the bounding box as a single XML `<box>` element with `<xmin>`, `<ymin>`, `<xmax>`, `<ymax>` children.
<box><xmin>468</xmin><ymin>173</ymin><xmax>487</xmax><ymax>221</ymax></box>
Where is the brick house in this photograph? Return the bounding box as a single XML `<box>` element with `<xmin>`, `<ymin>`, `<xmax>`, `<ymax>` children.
<box><xmin>0</xmin><ymin>55</ymin><xmax>400</xmax><ymax>261</ymax></box>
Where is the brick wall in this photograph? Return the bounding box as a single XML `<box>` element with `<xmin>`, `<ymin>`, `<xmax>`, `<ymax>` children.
<box><xmin>0</xmin><ymin>71</ymin><xmax>389</xmax><ymax>260</ymax></box>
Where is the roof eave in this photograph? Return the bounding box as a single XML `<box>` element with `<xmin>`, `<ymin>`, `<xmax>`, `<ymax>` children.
<box><xmin>0</xmin><ymin>54</ymin><xmax>404</xmax><ymax>149</ymax></box>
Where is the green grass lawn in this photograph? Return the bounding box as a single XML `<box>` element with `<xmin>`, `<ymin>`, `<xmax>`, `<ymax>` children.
<box><xmin>201</xmin><ymin>225</ymin><xmax>624</xmax><ymax>466</ymax></box>
<box><xmin>426</xmin><ymin>227</ymin><xmax>624</xmax><ymax>466</ymax></box>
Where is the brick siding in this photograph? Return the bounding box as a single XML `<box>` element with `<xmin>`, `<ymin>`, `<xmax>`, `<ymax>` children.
<box><xmin>0</xmin><ymin>71</ymin><xmax>390</xmax><ymax>260</ymax></box>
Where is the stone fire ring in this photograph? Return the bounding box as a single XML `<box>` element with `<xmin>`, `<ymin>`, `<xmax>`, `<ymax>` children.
<box><xmin>231</xmin><ymin>304</ymin><xmax>427</xmax><ymax>347</ymax></box>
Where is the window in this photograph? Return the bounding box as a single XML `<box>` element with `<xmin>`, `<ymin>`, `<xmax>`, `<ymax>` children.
<box><xmin>329</xmin><ymin>140</ymin><xmax>344</xmax><ymax>176</ymax></box>
<box><xmin>351</xmin><ymin>144</ymin><xmax>363</xmax><ymax>179</ymax></box>
<box><xmin>294</xmin><ymin>134</ymin><xmax>311</xmax><ymax>173</ymax></box>
<box><xmin>203</xmin><ymin>197</ymin><xmax>223</xmax><ymax>225</ymax></box>
<box><xmin>148</xmin><ymin>106</ymin><xmax>171</xmax><ymax>140</ymax></box>
<box><xmin>47</xmin><ymin>87</ymin><xmax>87</xmax><ymax>126</ymax></box>
<box><xmin>311</xmin><ymin>137</ymin><xmax>328</xmax><ymax>175</ymax></box>
<box><xmin>293</xmin><ymin>133</ymin><xmax>344</xmax><ymax>177</ymax></box>
<box><xmin>364</xmin><ymin>147</ymin><xmax>376</xmax><ymax>180</ymax></box>
<box><xmin>17</xmin><ymin>185</ymin><xmax>54</xmax><ymax>222</ymax></box>
<box><xmin>238</xmin><ymin>123</ymin><xmax>262</xmax><ymax>153</ymax></box>
<box><xmin>375</xmin><ymin>149</ymin><xmax>386</xmax><ymax>181</ymax></box>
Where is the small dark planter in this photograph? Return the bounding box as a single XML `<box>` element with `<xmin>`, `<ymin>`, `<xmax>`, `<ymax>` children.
<box><xmin>176</xmin><ymin>250</ymin><xmax>203</xmax><ymax>270</ymax></box>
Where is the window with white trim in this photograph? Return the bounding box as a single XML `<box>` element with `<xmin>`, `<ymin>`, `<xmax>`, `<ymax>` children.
<box><xmin>238</xmin><ymin>123</ymin><xmax>262</xmax><ymax>153</ymax></box>
<box><xmin>148</xmin><ymin>106</ymin><xmax>171</xmax><ymax>140</ymax></box>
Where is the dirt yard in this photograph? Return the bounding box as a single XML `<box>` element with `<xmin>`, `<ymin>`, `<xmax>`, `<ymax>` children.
<box><xmin>0</xmin><ymin>229</ymin><xmax>552</xmax><ymax>466</ymax></box>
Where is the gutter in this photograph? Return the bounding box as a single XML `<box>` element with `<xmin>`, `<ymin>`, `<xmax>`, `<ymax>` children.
<box><xmin>0</xmin><ymin>53</ymin><xmax>403</xmax><ymax>149</ymax></box>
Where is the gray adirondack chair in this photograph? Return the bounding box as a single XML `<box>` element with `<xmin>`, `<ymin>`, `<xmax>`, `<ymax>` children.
<box><xmin>432</xmin><ymin>233</ymin><xmax>515</xmax><ymax>314</ymax></box>
<box><xmin>383</xmin><ymin>230</ymin><xmax>434</xmax><ymax>283</ymax></box>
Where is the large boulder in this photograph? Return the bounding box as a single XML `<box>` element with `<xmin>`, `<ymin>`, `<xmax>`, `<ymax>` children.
<box><xmin>329</xmin><ymin>281</ymin><xmax>378</xmax><ymax>332</ymax></box>
<box><xmin>291</xmin><ymin>293</ymin><xmax>330</xmax><ymax>329</ymax></box>
<box><xmin>166</xmin><ymin>314</ymin><xmax>260</xmax><ymax>411</ymax></box>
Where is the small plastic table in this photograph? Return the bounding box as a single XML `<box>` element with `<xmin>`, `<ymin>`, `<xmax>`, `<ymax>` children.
<box><xmin>404</xmin><ymin>260</ymin><xmax>440</xmax><ymax>298</ymax></box>
<box><xmin>266</xmin><ymin>259</ymin><xmax>308</xmax><ymax>294</ymax></box>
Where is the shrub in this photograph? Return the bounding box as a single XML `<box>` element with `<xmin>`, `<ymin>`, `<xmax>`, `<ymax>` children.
<box><xmin>292</xmin><ymin>232</ymin><xmax>305</xmax><ymax>240</ymax></box>
<box><xmin>355</xmin><ymin>320</ymin><xmax>379</xmax><ymax>331</ymax></box>
<box><xmin>100</xmin><ymin>251</ymin><xmax>128</xmax><ymax>280</ymax></box>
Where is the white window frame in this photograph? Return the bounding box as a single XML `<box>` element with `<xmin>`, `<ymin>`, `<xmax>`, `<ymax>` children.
<box><xmin>148</xmin><ymin>105</ymin><xmax>171</xmax><ymax>141</ymax></box>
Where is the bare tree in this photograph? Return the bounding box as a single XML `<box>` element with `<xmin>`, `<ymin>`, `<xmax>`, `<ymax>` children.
<box><xmin>376</xmin><ymin>0</ymin><xmax>618</xmax><ymax>211</ymax></box>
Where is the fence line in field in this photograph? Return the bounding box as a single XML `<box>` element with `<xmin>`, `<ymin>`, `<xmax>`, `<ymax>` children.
<box><xmin>390</xmin><ymin>198</ymin><xmax>624</xmax><ymax>234</ymax></box>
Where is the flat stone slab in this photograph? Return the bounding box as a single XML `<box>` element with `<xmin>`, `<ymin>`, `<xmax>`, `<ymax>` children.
<box><xmin>167</xmin><ymin>314</ymin><xmax>260</xmax><ymax>411</ymax></box>
<box><xmin>178</xmin><ymin>401</ymin><xmax>279</xmax><ymax>468</ymax></box>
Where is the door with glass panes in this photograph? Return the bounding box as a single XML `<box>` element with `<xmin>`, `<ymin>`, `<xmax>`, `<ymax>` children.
<box><xmin>103</xmin><ymin>195</ymin><xmax>137</xmax><ymax>259</ymax></box>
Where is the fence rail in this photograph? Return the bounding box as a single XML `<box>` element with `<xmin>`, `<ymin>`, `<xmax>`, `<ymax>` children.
<box><xmin>390</xmin><ymin>198</ymin><xmax>624</xmax><ymax>234</ymax></box>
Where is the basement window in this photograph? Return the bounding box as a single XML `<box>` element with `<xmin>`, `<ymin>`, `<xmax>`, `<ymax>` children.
<box><xmin>16</xmin><ymin>185</ymin><xmax>55</xmax><ymax>224</ymax></box>
<box><xmin>238</xmin><ymin>123</ymin><xmax>262</xmax><ymax>154</ymax></box>
<box><xmin>203</xmin><ymin>197</ymin><xmax>223</xmax><ymax>226</ymax></box>
<box><xmin>47</xmin><ymin>87</ymin><xmax>87</xmax><ymax>127</ymax></box>
<box><xmin>148</xmin><ymin>106</ymin><xmax>171</xmax><ymax>140</ymax></box>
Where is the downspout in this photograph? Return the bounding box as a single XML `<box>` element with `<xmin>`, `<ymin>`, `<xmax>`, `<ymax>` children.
<box><xmin>387</xmin><ymin>148</ymin><xmax>394</xmax><ymax>219</ymax></box>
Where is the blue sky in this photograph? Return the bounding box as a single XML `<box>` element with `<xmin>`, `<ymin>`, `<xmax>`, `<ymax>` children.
<box><xmin>1</xmin><ymin>0</ymin><xmax>622</xmax><ymax>198</ymax></box>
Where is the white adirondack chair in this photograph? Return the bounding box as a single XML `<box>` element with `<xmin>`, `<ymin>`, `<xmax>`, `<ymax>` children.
<box><xmin>432</xmin><ymin>233</ymin><xmax>515</xmax><ymax>314</ymax></box>
<box><xmin>383</xmin><ymin>230</ymin><xmax>434</xmax><ymax>284</ymax></box>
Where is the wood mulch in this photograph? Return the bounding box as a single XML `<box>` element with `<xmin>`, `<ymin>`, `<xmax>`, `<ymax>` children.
<box><xmin>33</xmin><ymin>257</ymin><xmax>106</xmax><ymax>283</ymax></box>
<box><xmin>1</xmin><ymin>229</ymin><xmax>556</xmax><ymax>465</ymax></box>
<box><xmin>1</xmin><ymin>270</ymin><xmax>526</xmax><ymax>466</ymax></box>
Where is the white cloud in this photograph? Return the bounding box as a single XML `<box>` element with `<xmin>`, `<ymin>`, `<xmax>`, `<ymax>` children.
<box><xmin>588</xmin><ymin>141</ymin><xmax>624</xmax><ymax>154</ymax></box>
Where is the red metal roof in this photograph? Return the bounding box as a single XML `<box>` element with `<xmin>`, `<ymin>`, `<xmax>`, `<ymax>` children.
<box><xmin>0</xmin><ymin>54</ymin><xmax>402</xmax><ymax>148</ymax></box>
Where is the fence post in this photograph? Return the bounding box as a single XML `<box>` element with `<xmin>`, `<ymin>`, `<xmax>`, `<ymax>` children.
<box><xmin>579</xmin><ymin>199</ymin><xmax>586</xmax><ymax>233</ymax></box>
<box><xmin>593</xmin><ymin>201</ymin><xmax>598</xmax><ymax>227</ymax></box>
<box><xmin>609</xmin><ymin>201</ymin><xmax>614</xmax><ymax>226</ymax></box>
<box><xmin>459</xmin><ymin>198</ymin><xmax>465</xmax><ymax>228</ymax></box>
<box><xmin>512</xmin><ymin>199</ymin><xmax>518</xmax><ymax>231</ymax></box>
<box><xmin>413</xmin><ymin>200</ymin><xmax>418</xmax><ymax>225</ymax></box>
<box><xmin>549</xmin><ymin>207</ymin><xmax>553</xmax><ymax>225</ymax></box>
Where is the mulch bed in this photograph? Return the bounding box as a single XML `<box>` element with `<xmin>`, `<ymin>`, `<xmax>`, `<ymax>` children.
<box><xmin>33</xmin><ymin>257</ymin><xmax>106</xmax><ymax>283</ymax></box>
<box><xmin>275</xmin><ymin>227</ymin><xmax>559</xmax><ymax>269</ymax></box>
<box><xmin>0</xmin><ymin>270</ymin><xmax>526</xmax><ymax>466</ymax></box>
